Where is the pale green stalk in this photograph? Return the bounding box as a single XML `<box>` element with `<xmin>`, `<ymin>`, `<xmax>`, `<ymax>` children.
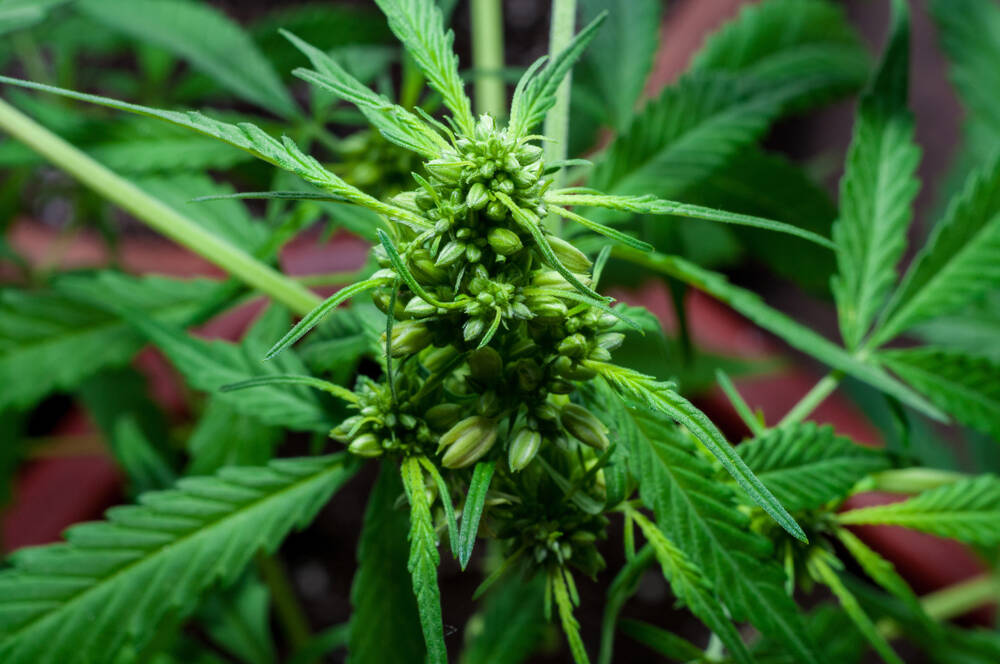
<box><xmin>878</xmin><ymin>573</ymin><xmax>1000</xmax><ymax>640</ymax></box>
<box><xmin>0</xmin><ymin>96</ymin><xmax>321</xmax><ymax>316</ymax></box>
<box><xmin>542</xmin><ymin>0</ymin><xmax>577</xmax><ymax>233</ymax></box>
<box><xmin>869</xmin><ymin>467</ymin><xmax>967</xmax><ymax>493</ymax></box>
<box><xmin>776</xmin><ymin>370</ymin><xmax>844</xmax><ymax>428</ymax></box>
<box><xmin>471</xmin><ymin>0</ymin><xmax>505</xmax><ymax>117</ymax></box>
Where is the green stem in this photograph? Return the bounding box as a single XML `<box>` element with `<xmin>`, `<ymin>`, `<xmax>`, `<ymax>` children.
<box><xmin>293</xmin><ymin>270</ymin><xmax>366</xmax><ymax>288</ymax></box>
<box><xmin>868</xmin><ymin>467</ymin><xmax>968</xmax><ymax>493</ymax></box>
<box><xmin>256</xmin><ymin>553</ymin><xmax>312</xmax><ymax>650</ymax></box>
<box><xmin>776</xmin><ymin>370</ymin><xmax>843</xmax><ymax>428</ymax></box>
<box><xmin>471</xmin><ymin>0</ymin><xmax>506</xmax><ymax>118</ymax></box>
<box><xmin>542</xmin><ymin>0</ymin><xmax>577</xmax><ymax>234</ymax></box>
<box><xmin>878</xmin><ymin>573</ymin><xmax>1000</xmax><ymax>640</ymax></box>
<box><xmin>0</xmin><ymin>96</ymin><xmax>321</xmax><ymax>316</ymax></box>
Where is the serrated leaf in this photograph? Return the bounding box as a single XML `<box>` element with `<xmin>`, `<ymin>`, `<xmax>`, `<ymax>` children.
<box><xmin>457</xmin><ymin>460</ymin><xmax>494</xmax><ymax>570</ymax></box>
<box><xmin>629</xmin><ymin>511</ymin><xmax>752</xmax><ymax>664</ymax></box>
<box><xmin>838</xmin><ymin>474</ymin><xmax>1000</xmax><ymax>545</ymax></box>
<box><xmin>551</xmin><ymin>569</ymin><xmax>589</xmax><ymax>664</ymax></box>
<box><xmin>613</xmin><ymin>248</ymin><xmax>947</xmax><ymax>421</ymax></box>
<box><xmin>508</xmin><ymin>13</ymin><xmax>606</xmax><ymax>137</ymax></box>
<box><xmin>400</xmin><ymin>457</ymin><xmax>447</xmax><ymax>663</ymax></box>
<box><xmin>575</xmin><ymin>0</ymin><xmax>660</xmax><ymax>132</ymax></box>
<box><xmin>593</xmin><ymin>362</ymin><xmax>805</xmax><ymax>541</ymax></box>
<box><xmin>831</xmin><ymin>0</ymin><xmax>920</xmax><ymax>350</ymax></box>
<box><xmin>283</xmin><ymin>30</ymin><xmax>447</xmax><ymax>158</ymax></box>
<box><xmin>873</xmin><ymin>156</ymin><xmax>1000</xmax><ymax>346</ymax></box>
<box><xmin>0</xmin><ymin>455</ymin><xmax>356</xmax><ymax>664</ymax></box>
<box><xmin>349</xmin><ymin>462</ymin><xmax>425</xmax><ymax>664</ymax></box>
<box><xmin>738</xmin><ymin>422</ymin><xmax>890</xmax><ymax>512</ymax></box>
<box><xmin>590</xmin><ymin>74</ymin><xmax>782</xmax><ymax>201</ymax></box>
<box><xmin>0</xmin><ymin>274</ymin><xmax>206</xmax><ymax>411</ymax></box>
<box><xmin>198</xmin><ymin>571</ymin><xmax>277</xmax><ymax>664</ymax></box>
<box><xmin>618</xmin><ymin>619</ymin><xmax>704</xmax><ymax>663</ymax></box>
<box><xmin>186</xmin><ymin>399</ymin><xmax>280</xmax><ymax>476</ymax></box>
<box><xmin>879</xmin><ymin>347</ymin><xmax>1000</xmax><ymax>441</ymax></box>
<box><xmin>597</xmin><ymin>397</ymin><xmax>823</xmax><ymax>664</ymax></box>
<box><xmin>691</xmin><ymin>0</ymin><xmax>869</xmax><ymax>110</ymax></box>
<box><xmin>76</xmin><ymin>0</ymin><xmax>297</xmax><ymax>118</ymax></box>
<box><xmin>373</xmin><ymin>0</ymin><xmax>473</xmax><ymax>134</ymax></box>
<box><xmin>459</xmin><ymin>576</ymin><xmax>545</xmax><ymax>664</ymax></box>
<box><xmin>59</xmin><ymin>275</ymin><xmax>336</xmax><ymax>432</ymax></box>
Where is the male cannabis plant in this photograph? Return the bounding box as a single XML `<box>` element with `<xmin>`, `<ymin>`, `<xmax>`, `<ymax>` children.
<box><xmin>1</xmin><ymin>0</ymin><xmax>999</xmax><ymax>663</ymax></box>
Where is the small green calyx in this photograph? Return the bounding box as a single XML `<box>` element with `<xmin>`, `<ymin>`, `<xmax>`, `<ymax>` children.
<box><xmin>438</xmin><ymin>415</ymin><xmax>499</xmax><ymax>468</ymax></box>
<box><xmin>560</xmin><ymin>403</ymin><xmax>610</xmax><ymax>451</ymax></box>
<box><xmin>508</xmin><ymin>427</ymin><xmax>542</xmax><ymax>471</ymax></box>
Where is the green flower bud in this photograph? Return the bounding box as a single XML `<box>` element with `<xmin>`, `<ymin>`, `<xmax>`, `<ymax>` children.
<box><xmin>476</xmin><ymin>390</ymin><xmax>501</xmax><ymax>417</ymax></box>
<box><xmin>511</xmin><ymin>358</ymin><xmax>542</xmax><ymax>392</ymax></box>
<box><xmin>404</xmin><ymin>296</ymin><xmax>437</xmax><ymax>318</ymax></box>
<box><xmin>390</xmin><ymin>191</ymin><xmax>422</xmax><ymax>213</ymax></box>
<box><xmin>348</xmin><ymin>433</ymin><xmax>383</xmax><ymax>457</ymax></box>
<box><xmin>422</xmin><ymin>345</ymin><xmax>459</xmax><ymax>372</ymax></box>
<box><xmin>479</xmin><ymin>161</ymin><xmax>497</xmax><ymax>180</ymax></box>
<box><xmin>549</xmin><ymin>380</ymin><xmax>574</xmax><ymax>394</ymax></box>
<box><xmin>532</xmin><ymin>269</ymin><xmax>576</xmax><ymax>290</ymax></box>
<box><xmin>465</xmin><ymin>244</ymin><xmax>483</xmax><ymax>263</ymax></box>
<box><xmin>436</xmin><ymin>240</ymin><xmax>467</xmax><ymax>267</ymax></box>
<box><xmin>503</xmin><ymin>153</ymin><xmax>520</xmax><ymax>173</ymax></box>
<box><xmin>508</xmin><ymin>428</ymin><xmax>542</xmax><ymax>472</ymax></box>
<box><xmin>561</xmin><ymin>403</ymin><xmax>609</xmax><ymax>451</ymax></box>
<box><xmin>330</xmin><ymin>415</ymin><xmax>363</xmax><ymax>443</ymax></box>
<box><xmin>475</xmin><ymin>114</ymin><xmax>495</xmax><ymax>139</ymax></box>
<box><xmin>535</xmin><ymin>403</ymin><xmax>560</xmax><ymax>421</ymax></box>
<box><xmin>557</xmin><ymin>333</ymin><xmax>589</xmax><ymax>359</ymax></box>
<box><xmin>486</xmin><ymin>200</ymin><xmax>507</xmax><ymax>221</ymax></box>
<box><xmin>425</xmin><ymin>403</ymin><xmax>464</xmax><ymax>431</ymax></box>
<box><xmin>548</xmin><ymin>236</ymin><xmax>593</xmax><ymax>273</ymax></box>
<box><xmin>387</xmin><ymin>320</ymin><xmax>433</xmax><ymax>357</ymax></box>
<box><xmin>516</xmin><ymin>143</ymin><xmax>543</xmax><ymax>164</ymax></box>
<box><xmin>463</xmin><ymin>317</ymin><xmax>486</xmax><ymax>341</ymax></box>
<box><xmin>596</xmin><ymin>332</ymin><xmax>625</xmax><ymax>351</ymax></box>
<box><xmin>468</xmin><ymin>347</ymin><xmax>503</xmax><ymax>385</ymax></box>
<box><xmin>410</xmin><ymin>255</ymin><xmax>447</xmax><ymax>283</ymax></box>
<box><xmin>372</xmin><ymin>291</ymin><xmax>406</xmax><ymax>318</ymax></box>
<box><xmin>511</xmin><ymin>168</ymin><xmax>537</xmax><ymax>189</ymax></box>
<box><xmin>414</xmin><ymin>190</ymin><xmax>435</xmax><ymax>211</ymax></box>
<box><xmin>425</xmin><ymin>159</ymin><xmax>465</xmax><ymax>185</ymax></box>
<box><xmin>466</xmin><ymin>182</ymin><xmax>489</xmax><ymax>210</ymax></box>
<box><xmin>528</xmin><ymin>295</ymin><xmax>568</xmax><ymax>320</ymax></box>
<box><xmin>494</xmin><ymin>176</ymin><xmax>515</xmax><ymax>195</ymax></box>
<box><xmin>588</xmin><ymin>346</ymin><xmax>612</xmax><ymax>362</ymax></box>
<box><xmin>487</xmin><ymin>227</ymin><xmax>523</xmax><ymax>256</ymax></box>
<box><xmin>439</xmin><ymin>415</ymin><xmax>498</xmax><ymax>468</ymax></box>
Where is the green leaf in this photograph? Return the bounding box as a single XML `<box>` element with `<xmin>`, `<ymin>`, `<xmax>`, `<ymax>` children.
<box><xmin>0</xmin><ymin>0</ymin><xmax>69</xmax><ymax>36</ymax></box>
<box><xmin>618</xmin><ymin>619</ymin><xmax>704</xmax><ymax>663</ymax></box>
<box><xmin>373</xmin><ymin>0</ymin><xmax>474</xmax><ymax>134</ymax></box>
<box><xmin>598</xmin><ymin>546</ymin><xmax>654</xmax><ymax>664</ymax></box>
<box><xmin>690</xmin><ymin>0</ymin><xmax>869</xmax><ymax>110</ymax></box>
<box><xmin>929</xmin><ymin>0</ymin><xmax>1000</xmax><ymax>137</ymax></box>
<box><xmin>592</xmin><ymin>362</ymin><xmax>805</xmax><ymax>541</ymax></box>
<box><xmin>831</xmin><ymin>0</ymin><xmax>920</xmax><ymax>350</ymax></box>
<box><xmin>613</xmin><ymin>249</ymin><xmax>948</xmax><ymax>422</ymax></box>
<box><xmin>575</xmin><ymin>0</ymin><xmax>660</xmax><ymax>132</ymax></box>
<box><xmin>602</xmin><ymin>398</ymin><xmax>824</xmax><ymax>664</ymax></box>
<box><xmin>186</xmin><ymin>398</ymin><xmax>280</xmax><ymax>476</ymax></box>
<box><xmin>400</xmin><ymin>457</ymin><xmax>447</xmax><ymax>664</ymax></box>
<box><xmin>0</xmin><ymin>455</ymin><xmax>356</xmax><ymax>664</ymax></box>
<box><xmin>76</xmin><ymin>0</ymin><xmax>297</xmax><ymax>118</ymax></box>
<box><xmin>457</xmin><ymin>460</ymin><xmax>494</xmax><ymax>570</ymax></box>
<box><xmin>459</xmin><ymin>576</ymin><xmax>546</xmax><ymax>664</ymax></box>
<box><xmin>198</xmin><ymin>572</ymin><xmax>277</xmax><ymax>664</ymax></box>
<box><xmin>590</xmin><ymin>74</ymin><xmax>782</xmax><ymax>200</ymax></box>
<box><xmin>283</xmin><ymin>30</ymin><xmax>448</xmax><ymax>158</ymax></box>
<box><xmin>0</xmin><ymin>75</ymin><xmax>429</xmax><ymax>229</ymax></box>
<box><xmin>912</xmin><ymin>293</ymin><xmax>1000</xmax><ymax>363</ymax></box>
<box><xmin>551</xmin><ymin>568</ymin><xmax>590</xmax><ymax>664</ymax></box>
<box><xmin>838</xmin><ymin>474</ymin><xmax>1000</xmax><ymax>545</ymax></box>
<box><xmin>737</xmin><ymin>422</ymin><xmax>890</xmax><ymax>512</ymax></box>
<box><xmin>349</xmin><ymin>462</ymin><xmax>425</xmax><ymax>664</ymax></box>
<box><xmin>873</xmin><ymin>156</ymin><xmax>1000</xmax><ymax>346</ymax></box>
<box><xmin>0</xmin><ymin>274</ymin><xmax>205</xmax><ymax>411</ymax></box>
<box><xmin>508</xmin><ymin>13</ymin><xmax>607</xmax><ymax>137</ymax></box>
<box><xmin>220</xmin><ymin>374</ymin><xmax>358</xmax><ymax>405</ymax></box>
<box><xmin>629</xmin><ymin>510</ymin><xmax>752</xmax><ymax>664</ymax></box>
<box><xmin>880</xmin><ymin>347</ymin><xmax>1000</xmax><ymax>440</ymax></box>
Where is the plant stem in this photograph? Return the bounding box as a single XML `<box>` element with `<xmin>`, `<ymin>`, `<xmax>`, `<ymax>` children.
<box><xmin>0</xmin><ymin>97</ymin><xmax>321</xmax><ymax>316</ymax></box>
<box><xmin>776</xmin><ymin>370</ymin><xmax>843</xmax><ymax>428</ymax></box>
<box><xmin>256</xmin><ymin>553</ymin><xmax>312</xmax><ymax>651</ymax></box>
<box><xmin>869</xmin><ymin>467</ymin><xmax>967</xmax><ymax>493</ymax></box>
<box><xmin>293</xmin><ymin>270</ymin><xmax>366</xmax><ymax>288</ymax></box>
<box><xmin>542</xmin><ymin>0</ymin><xmax>577</xmax><ymax>233</ymax></box>
<box><xmin>471</xmin><ymin>0</ymin><xmax>505</xmax><ymax>118</ymax></box>
<box><xmin>878</xmin><ymin>573</ymin><xmax>1000</xmax><ymax>640</ymax></box>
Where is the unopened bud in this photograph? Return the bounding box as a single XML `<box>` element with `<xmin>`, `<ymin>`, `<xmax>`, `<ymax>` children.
<box><xmin>487</xmin><ymin>228</ymin><xmax>523</xmax><ymax>256</ymax></box>
<box><xmin>422</xmin><ymin>345</ymin><xmax>459</xmax><ymax>373</ymax></box>
<box><xmin>561</xmin><ymin>403</ymin><xmax>609</xmax><ymax>450</ymax></box>
<box><xmin>476</xmin><ymin>390</ymin><xmax>501</xmax><ymax>417</ymax></box>
<box><xmin>410</xmin><ymin>256</ymin><xmax>446</xmax><ymax>283</ymax></box>
<box><xmin>503</xmin><ymin>153</ymin><xmax>520</xmax><ymax>173</ymax></box>
<box><xmin>512</xmin><ymin>168</ymin><xmax>537</xmax><ymax>189</ymax></box>
<box><xmin>508</xmin><ymin>428</ymin><xmax>542</xmax><ymax>471</ymax></box>
<box><xmin>494</xmin><ymin>176</ymin><xmax>515</xmax><ymax>195</ymax></box>
<box><xmin>463</xmin><ymin>317</ymin><xmax>486</xmax><ymax>341</ymax></box>
<box><xmin>475</xmin><ymin>114</ymin><xmax>495</xmax><ymax>139</ymax></box>
<box><xmin>466</xmin><ymin>182</ymin><xmax>489</xmax><ymax>210</ymax></box>
<box><xmin>387</xmin><ymin>320</ymin><xmax>433</xmax><ymax>357</ymax></box>
<box><xmin>391</xmin><ymin>191</ymin><xmax>422</xmax><ymax>213</ymax></box>
<box><xmin>548</xmin><ymin>236</ymin><xmax>592</xmax><ymax>273</ymax></box>
<box><xmin>404</xmin><ymin>296</ymin><xmax>437</xmax><ymax>318</ymax></box>
<box><xmin>516</xmin><ymin>143</ymin><xmax>543</xmax><ymax>164</ymax></box>
<box><xmin>468</xmin><ymin>347</ymin><xmax>503</xmax><ymax>385</ymax></box>
<box><xmin>425</xmin><ymin>403</ymin><xmax>464</xmax><ymax>431</ymax></box>
<box><xmin>528</xmin><ymin>295</ymin><xmax>568</xmax><ymax>320</ymax></box>
<box><xmin>465</xmin><ymin>244</ymin><xmax>483</xmax><ymax>263</ymax></box>
<box><xmin>596</xmin><ymin>333</ymin><xmax>625</xmax><ymax>351</ymax></box>
<box><xmin>439</xmin><ymin>416</ymin><xmax>498</xmax><ymax>468</ymax></box>
<box><xmin>511</xmin><ymin>358</ymin><xmax>542</xmax><ymax>392</ymax></box>
<box><xmin>435</xmin><ymin>240</ymin><xmax>466</xmax><ymax>267</ymax></box>
<box><xmin>425</xmin><ymin>159</ymin><xmax>465</xmax><ymax>185</ymax></box>
<box><xmin>348</xmin><ymin>433</ymin><xmax>382</xmax><ymax>457</ymax></box>
<box><xmin>557</xmin><ymin>333</ymin><xmax>589</xmax><ymax>359</ymax></box>
<box><xmin>486</xmin><ymin>200</ymin><xmax>507</xmax><ymax>221</ymax></box>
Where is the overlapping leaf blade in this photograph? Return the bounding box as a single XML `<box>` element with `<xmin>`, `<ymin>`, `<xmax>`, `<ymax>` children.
<box><xmin>831</xmin><ymin>0</ymin><xmax>920</xmax><ymax>350</ymax></box>
<box><xmin>0</xmin><ymin>455</ymin><xmax>356</xmax><ymax>664</ymax></box>
<box><xmin>738</xmin><ymin>422</ymin><xmax>890</xmax><ymax>512</ymax></box>
<box><xmin>880</xmin><ymin>347</ymin><xmax>1000</xmax><ymax>440</ymax></box>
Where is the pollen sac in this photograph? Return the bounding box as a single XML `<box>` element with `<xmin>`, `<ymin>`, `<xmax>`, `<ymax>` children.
<box><xmin>560</xmin><ymin>403</ymin><xmax>610</xmax><ymax>451</ymax></box>
<box><xmin>508</xmin><ymin>427</ymin><xmax>542</xmax><ymax>471</ymax></box>
<box><xmin>438</xmin><ymin>415</ymin><xmax>499</xmax><ymax>468</ymax></box>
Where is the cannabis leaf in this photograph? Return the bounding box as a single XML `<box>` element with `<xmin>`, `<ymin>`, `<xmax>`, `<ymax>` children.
<box><xmin>601</xmin><ymin>400</ymin><xmax>823</xmax><ymax>663</ymax></box>
<box><xmin>738</xmin><ymin>422</ymin><xmax>890</xmax><ymax>512</ymax></box>
<box><xmin>400</xmin><ymin>457</ymin><xmax>447</xmax><ymax>663</ymax></box>
<box><xmin>349</xmin><ymin>463</ymin><xmax>425</xmax><ymax>664</ymax></box>
<box><xmin>872</xmin><ymin>155</ymin><xmax>1000</xmax><ymax>347</ymax></box>
<box><xmin>76</xmin><ymin>0</ymin><xmax>298</xmax><ymax>118</ymax></box>
<box><xmin>838</xmin><ymin>474</ymin><xmax>1000</xmax><ymax>546</ymax></box>
<box><xmin>186</xmin><ymin>398</ymin><xmax>280</xmax><ymax>476</ymax></box>
<box><xmin>0</xmin><ymin>455</ymin><xmax>356</xmax><ymax>664</ymax></box>
<box><xmin>879</xmin><ymin>347</ymin><xmax>1000</xmax><ymax>441</ymax></box>
<box><xmin>373</xmin><ymin>0</ymin><xmax>474</xmax><ymax>134</ymax></box>
<box><xmin>831</xmin><ymin>0</ymin><xmax>920</xmax><ymax>350</ymax></box>
<box><xmin>592</xmin><ymin>362</ymin><xmax>805</xmax><ymax>541</ymax></box>
<box><xmin>0</xmin><ymin>274</ymin><xmax>205</xmax><ymax>411</ymax></box>
<box><xmin>459</xmin><ymin>577</ymin><xmax>546</xmax><ymax>664</ymax></box>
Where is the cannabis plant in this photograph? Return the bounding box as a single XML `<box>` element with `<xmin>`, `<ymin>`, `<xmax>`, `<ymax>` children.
<box><xmin>1</xmin><ymin>0</ymin><xmax>999</xmax><ymax>662</ymax></box>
